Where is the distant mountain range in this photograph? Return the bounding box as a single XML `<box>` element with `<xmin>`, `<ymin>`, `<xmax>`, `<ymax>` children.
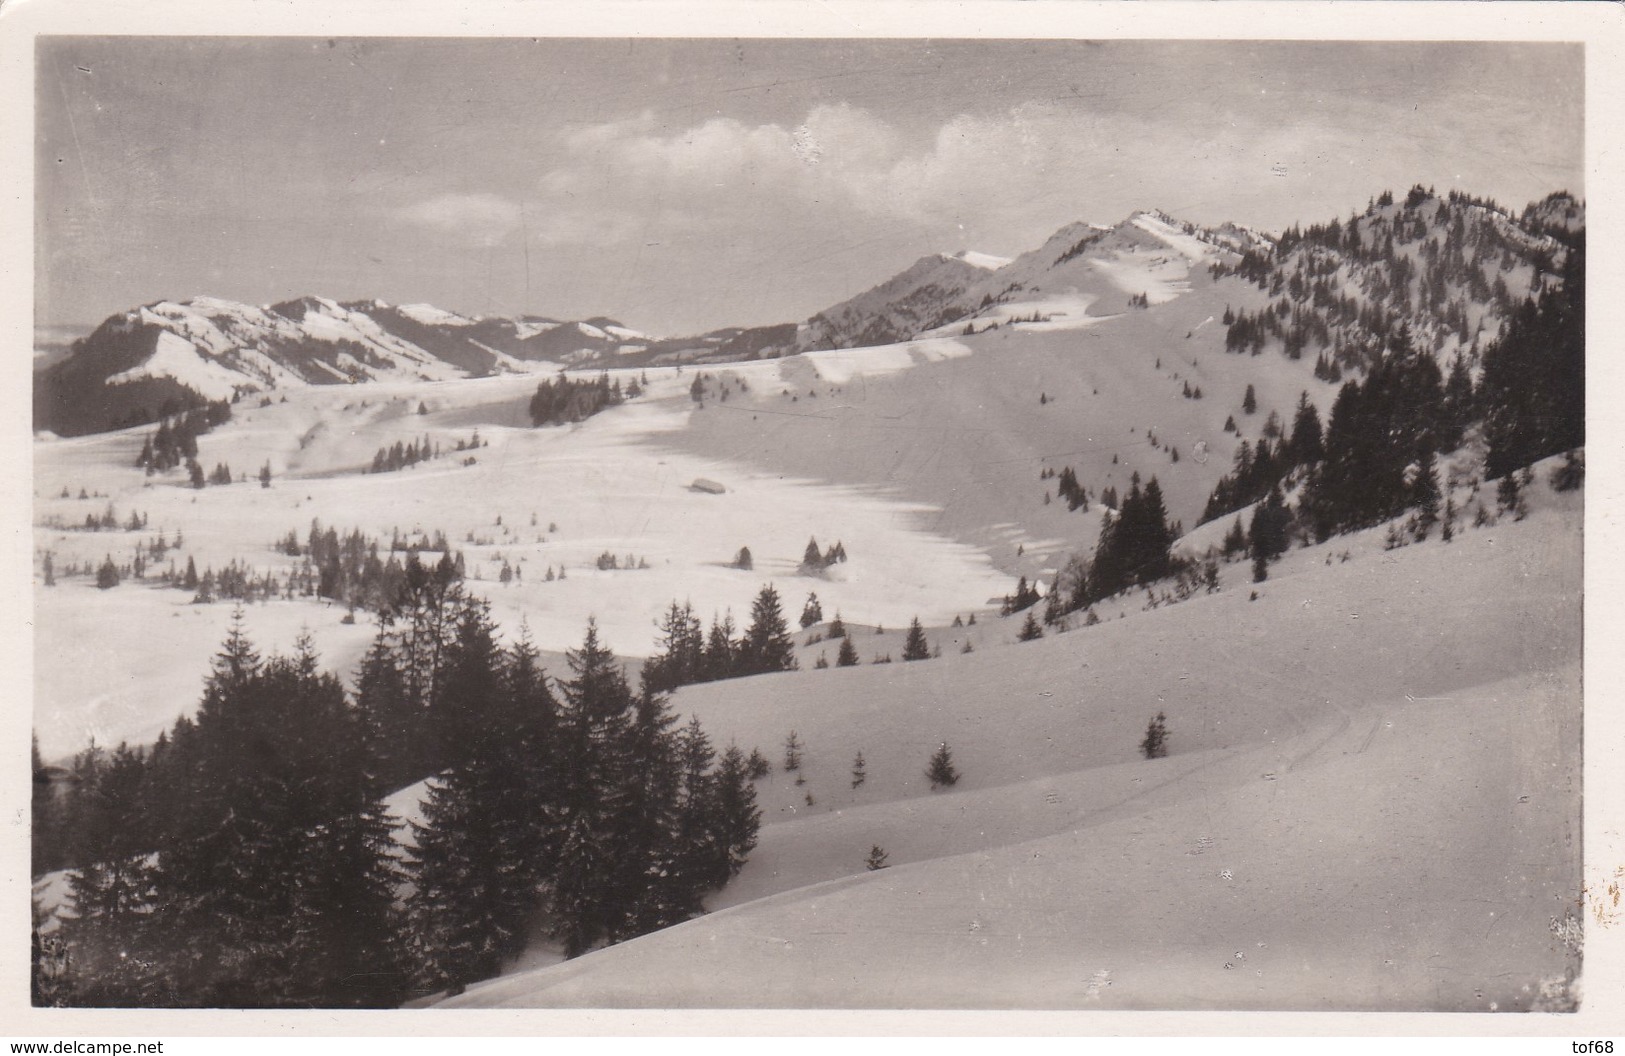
<box><xmin>34</xmin><ymin>192</ymin><xmax>1581</xmax><ymax>437</ymax></box>
<box><xmin>33</xmin><ymin>295</ymin><xmax>796</xmax><ymax>436</ymax></box>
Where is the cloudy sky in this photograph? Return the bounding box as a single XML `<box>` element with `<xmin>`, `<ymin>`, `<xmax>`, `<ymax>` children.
<box><xmin>37</xmin><ymin>38</ymin><xmax>1582</xmax><ymax>336</ymax></box>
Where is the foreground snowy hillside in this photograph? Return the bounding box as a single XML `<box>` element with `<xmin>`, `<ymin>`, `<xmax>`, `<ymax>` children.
<box><xmin>442</xmin><ymin>479</ymin><xmax>1581</xmax><ymax>1010</ymax></box>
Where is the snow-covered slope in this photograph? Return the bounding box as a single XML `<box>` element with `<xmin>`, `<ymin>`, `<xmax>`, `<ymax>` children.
<box><xmin>950</xmin><ymin>209</ymin><xmax>1250</xmax><ymax>323</ymax></box>
<box><xmin>793</xmin><ymin>210</ymin><xmax>1257</xmax><ymax>355</ymax></box>
<box><xmin>954</xmin><ymin>249</ymin><xmax>1013</xmax><ymax>271</ymax></box>
<box><xmin>439</xmin><ymin>478</ymin><xmax>1581</xmax><ymax>1010</ymax></box>
<box><xmin>677</xmin><ymin>262</ymin><xmax>1305</xmax><ymax>557</ymax></box>
<box><xmin>795</xmin><ymin>252</ymin><xmax>995</xmax><ymax>352</ymax></box>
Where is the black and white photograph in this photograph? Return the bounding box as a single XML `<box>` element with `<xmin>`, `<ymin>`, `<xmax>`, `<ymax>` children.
<box><xmin>10</xmin><ymin>0</ymin><xmax>1621</xmax><ymax>1033</ymax></box>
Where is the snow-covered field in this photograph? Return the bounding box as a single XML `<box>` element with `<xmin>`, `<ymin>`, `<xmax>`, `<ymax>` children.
<box><xmin>34</xmin><ymin>351</ymin><xmax>1028</xmax><ymax>759</ymax></box>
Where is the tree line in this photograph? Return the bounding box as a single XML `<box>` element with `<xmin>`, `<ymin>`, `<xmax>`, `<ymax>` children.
<box><xmin>528</xmin><ymin>372</ymin><xmax>636</xmax><ymax>427</ymax></box>
<box><xmin>34</xmin><ymin>563</ymin><xmax>761</xmax><ymax>1007</ymax></box>
<box><xmin>1217</xmin><ymin>187</ymin><xmax>1567</xmax><ymax>378</ymax></box>
<box><xmin>640</xmin><ymin>586</ymin><xmax>800</xmax><ymax>694</ymax></box>
<box><xmin>1199</xmin><ymin>233</ymin><xmax>1580</xmax><ymax>568</ymax></box>
<box><xmin>133</xmin><ymin>402</ymin><xmax>233</xmax><ymax>474</ymax></box>
<box><xmin>369</xmin><ymin>431</ymin><xmax>487</xmax><ymax>474</ymax></box>
<box><xmin>274</xmin><ymin>521</ymin><xmax>466</xmax><ymax>614</ymax></box>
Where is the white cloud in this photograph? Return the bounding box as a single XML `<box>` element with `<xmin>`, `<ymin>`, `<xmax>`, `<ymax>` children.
<box><xmin>516</xmin><ymin>98</ymin><xmax>1422</xmax><ymax>322</ymax></box>
<box><xmin>397</xmin><ymin>192</ymin><xmax>524</xmax><ymax>248</ymax></box>
<box><xmin>526</xmin><ymin>100</ymin><xmax>1300</xmax><ymax>254</ymax></box>
<box><xmin>529</xmin><ymin>104</ymin><xmax>916</xmax><ymax>247</ymax></box>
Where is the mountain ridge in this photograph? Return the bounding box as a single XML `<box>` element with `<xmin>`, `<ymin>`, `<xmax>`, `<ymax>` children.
<box><xmin>35</xmin><ymin>191</ymin><xmax>1580</xmax><ymax>438</ymax></box>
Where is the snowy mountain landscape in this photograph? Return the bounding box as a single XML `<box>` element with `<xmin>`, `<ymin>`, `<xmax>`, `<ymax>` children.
<box><xmin>24</xmin><ymin>34</ymin><xmax>1594</xmax><ymax>1022</ymax></box>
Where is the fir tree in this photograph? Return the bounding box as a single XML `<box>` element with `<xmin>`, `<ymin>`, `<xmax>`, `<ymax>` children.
<box><xmin>851</xmin><ymin>750</ymin><xmax>867</xmax><ymax>789</ymax></box>
<box><xmin>740</xmin><ymin>584</ymin><xmax>798</xmax><ymax>675</ymax></box>
<box><xmin>407</xmin><ymin>758</ymin><xmax>531</xmax><ymax>993</ymax></box>
<box><xmin>427</xmin><ymin>597</ymin><xmax>505</xmax><ymax>771</ymax></box>
<box><xmin>1140</xmin><ymin>712</ymin><xmax>1170</xmax><ymax>759</ymax></box>
<box><xmin>706</xmin><ymin>746</ymin><xmax>762</xmax><ymax>885</ymax></box>
<box><xmin>901</xmin><ymin>617</ymin><xmax>931</xmax><ymax>661</ymax></box>
<box><xmin>502</xmin><ymin>624</ymin><xmax>561</xmax><ymax>879</ymax></box>
<box><xmin>670</xmin><ymin>716</ymin><xmax>718</xmax><ymax>904</ymax></box>
<box><xmin>617</xmin><ymin>686</ymin><xmax>693</xmax><ymax>937</ymax></box>
<box><xmin>865</xmin><ymin>845</ymin><xmax>889</xmax><ymax>871</ymax></box>
<box><xmin>1242</xmin><ymin>384</ymin><xmax>1258</xmax><ymax>415</ymax></box>
<box><xmin>1497</xmin><ymin>473</ymin><xmax>1526</xmax><ymax>520</ymax></box>
<box><xmin>1249</xmin><ymin>485</ymin><xmax>1291</xmax><ymax>564</ymax></box>
<box><xmin>1043</xmin><ymin>579</ymin><xmax>1064</xmax><ymax>625</ymax></box>
<box><xmin>704</xmin><ymin>612</ymin><xmax>737</xmax><ymax>681</ymax></box>
<box><xmin>800</xmin><ymin>592</ymin><xmax>824</xmax><ymax>629</ymax></box>
<box><xmin>546</xmin><ymin>619</ymin><xmax>638</xmax><ymax>959</ymax></box>
<box><xmin>1018</xmin><ymin>611</ymin><xmax>1043</xmax><ymax>641</ymax></box>
<box><xmin>1440</xmin><ymin>353</ymin><xmax>1475</xmax><ymax>450</ymax></box>
<box><xmin>645</xmin><ymin>601</ymin><xmax>705</xmax><ymax>694</ymax></box>
<box><xmin>1412</xmin><ymin>448</ymin><xmax>1441</xmax><ymax>541</ymax></box>
<box><xmin>926</xmin><ymin>742</ymin><xmax>960</xmax><ymax>789</ymax></box>
<box><xmin>1288</xmin><ymin>391</ymin><xmax>1324</xmax><ymax>465</ymax></box>
<box><xmin>836</xmin><ymin>635</ymin><xmax>860</xmax><ymax>667</ymax></box>
<box><xmin>783</xmin><ymin>730</ymin><xmax>803</xmax><ymax>772</ymax></box>
<box><xmin>292</xmin><ymin>791</ymin><xmax>407</xmax><ymax>1007</ymax></box>
<box><xmin>61</xmin><ymin>742</ymin><xmax>165</xmax><ymax>1005</ymax></box>
<box><xmin>354</xmin><ymin>635</ymin><xmax>423</xmax><ymax>793</ymax></box>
